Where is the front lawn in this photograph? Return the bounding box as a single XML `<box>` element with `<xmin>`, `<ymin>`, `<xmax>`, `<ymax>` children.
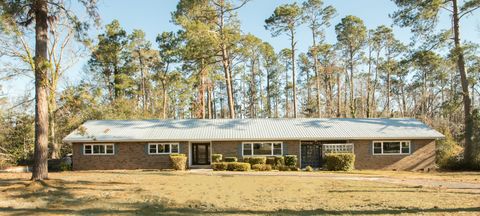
<box><xmin>0</xmin><ymin>170</ymin><xmax>479</xmax><ymax>215</ymax></box>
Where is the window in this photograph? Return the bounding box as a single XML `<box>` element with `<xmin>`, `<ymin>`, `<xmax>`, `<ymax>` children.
<box><xmin>243</xmin><ymin>143</ymin><xmax>252</xmax><ymax>155</ymax></box>
<box><xmin>322</xmin><ymin>143</ymin><xmax>354</xmax><ymax>156</ymax></box>
<box><xmin>148</xmin><ymin>143</ymin><xmax>179</xmax><ymax>154</ymax></box>
<box><xmin>372</xmin><ymin>141</ymin><xmax>411</xmax><ymax>155</ymax></box>
<box><xmin>83</xmin><ymin>144</ymin><xmax>114</xmax><ymax>155</ymax></box>
<box><xmin>242</xmin><ymin>142</ymin><xmax>282</xmax><ymax>156</ymax></box>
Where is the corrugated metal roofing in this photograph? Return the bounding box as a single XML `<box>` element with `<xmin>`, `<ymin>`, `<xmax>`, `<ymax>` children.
<box><xmin>63</xmin><ymin>118</ymin><xmax>444</xmax><ymax>143</ymax></box>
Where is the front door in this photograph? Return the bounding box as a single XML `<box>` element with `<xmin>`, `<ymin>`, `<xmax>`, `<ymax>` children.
<box><xmin>301</xmin><ymin>141</ymin><xmax>322</xmax><ymax>168</ymax></box>
<box><xmin>192</xmin><ymin>143</ymin><xmax>210</xmax><ymax>165</ymax></box>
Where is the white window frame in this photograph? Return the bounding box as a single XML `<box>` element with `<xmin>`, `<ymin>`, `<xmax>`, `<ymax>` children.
<box><xmin>322</xmin><ymin>143</ymin><xmax>354</xmax><ymax>156</ymax></box>
<box><xmin>148</xmin><ymin>143</ymin><xmax>180</xmax><ymax>155</ymax></box>
<box><xmin>83</xmin><ymin>144</ymin><xmax>115</xmax><ymax>155</ymax></box>
<box><xmin>372</xmin><ymin>141</ymin><xmax>411</xmax><ymax>155</ymax></box>
<box><xmin>241</xmin><ymin>142</ymin><xmax>283</xmax><ymax>156</ymax></box>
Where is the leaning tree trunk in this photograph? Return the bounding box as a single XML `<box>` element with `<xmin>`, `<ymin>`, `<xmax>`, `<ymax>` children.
<box><xmin>32</xmin><ymin>0</ymin><xmax>49</xmax><ymax>181</ymax></box>
<box><xmin>453</xmin><ymin>0</ymin><xmax>474</xmax><ymax>163</ymax></box>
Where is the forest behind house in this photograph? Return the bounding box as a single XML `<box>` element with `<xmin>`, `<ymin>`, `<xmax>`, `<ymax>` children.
<box><xmin>0</xmin><ymin>0</ymin><xmax>480</xmax><ymax>178</ymax></box>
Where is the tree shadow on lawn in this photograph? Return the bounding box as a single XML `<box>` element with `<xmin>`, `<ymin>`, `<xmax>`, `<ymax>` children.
<box><xmin>0</xmin><ymin>201</ymin><xmax>479</xmax><ymax>216</ymax></box>
<box><xmin>1</xmin><ymin>177</ymin><xmax>142</xmax><ymax>212</ymax></box>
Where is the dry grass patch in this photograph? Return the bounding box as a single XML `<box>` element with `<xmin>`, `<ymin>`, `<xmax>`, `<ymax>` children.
<box><xmin>0</xmin><ymin>170</ymin><xmax>479</xmax><ymax>215</ymax></box>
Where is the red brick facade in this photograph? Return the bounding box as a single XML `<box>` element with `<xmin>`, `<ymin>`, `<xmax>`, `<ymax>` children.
<box><xmin>72</xmin><ymin>139</ymin><xmax>436</xmax><ymax>171</ymax></box>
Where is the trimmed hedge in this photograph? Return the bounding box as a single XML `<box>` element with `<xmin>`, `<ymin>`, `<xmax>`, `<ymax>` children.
<box><xmin>224</xmin><ymin>157</ymin><xmax>238</xmax><ymax>162</ymax></box>
<box><xmin>274</xmin><ymin>156</ymin><xmax>285</xmax><ymax>167</ymax></box>
<box><xmin>226</xmin><ymin>162</ymin><xmax>250</xmax><ymax>171</ymax></box>
<box><xmin>278</xmin><ymin>165</ymin><xmax>298</xmax><ymax>171</ymax></box>
<box><xmin>266</xmin><ymin>157</ymin><xmax>275</xmax><ymax>166</ymax></box>
<box><xmin>212</xmin><ymin>154</ymin><xmax>223</xmax><ymax>163</ymax></box>
<box><xmin>211</xmin><ymin>162</ymin><xmax>228</xmax><ymax>171</ymax></box>
<box><xmin>170</xmin><ymin>154</ymin><xmax>187</xmax><ymax>171</ymax></box>
<box><xmin>284</xmin><ymin>155</ymin><xmax>297</xmax><ymax>167</ymax></box>
<box><xmin>252</xmin><ymin>164</ymin><xmax>272</xmax><ymax>171</ymax></box>
<box><xmin>245</xmin><ymin>157</ymin><xmax>266</xmax><ymax>165</ymax></box>
<box><xmin>325</xmin><ymin>153</ymin><xmax>355</xmax><ymax>171</ymax></box>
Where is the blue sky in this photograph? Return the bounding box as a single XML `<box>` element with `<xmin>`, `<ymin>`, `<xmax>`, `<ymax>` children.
<box><xmin>3</xmin><ymin>0</ymin><xmax>480</xmax><ymax>104</ymax></box>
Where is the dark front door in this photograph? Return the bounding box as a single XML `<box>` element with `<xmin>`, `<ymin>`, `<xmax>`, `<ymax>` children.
<box><xmin>301</xmin><ymin>141</ymin><xmax>322</xmax><ymax>168</ymax></box>
<box><xmin>192</xmin><ymin>143</ymin><xmax>210</xmax><ymax>165</ymax></box>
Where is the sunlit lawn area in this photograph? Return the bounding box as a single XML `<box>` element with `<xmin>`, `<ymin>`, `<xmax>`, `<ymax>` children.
<box><xmin>0</xmin><ymin>170</ymin><xmax>479</xmax><ymax>215</ymax></box>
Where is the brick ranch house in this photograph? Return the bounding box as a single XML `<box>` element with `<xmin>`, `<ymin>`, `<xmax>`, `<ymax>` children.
<box><xmin>63</xmin><ymin>118</ymin><xmax>444</xmax><ymax>171</ymax></box>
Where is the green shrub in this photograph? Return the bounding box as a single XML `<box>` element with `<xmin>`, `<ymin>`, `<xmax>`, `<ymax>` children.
<box><xmin>274</xmin><ymin>156</ymin><xmax>285</xmax><ymax>167</ymax></box>
<box><xmin>170</xmin><ymin>154</ymin><xmax>187</xmax><ymax>171</ymax></box>
<box><xmin>266</xmin><ymin>157</ymin><xmax>275</xmax><ymax>166</ymax></box>
<box><xmin>226</xmin><ymin>162</ymin><xmax>250</xmax><ymax>171</ymax></box>
<box><xmin>278</xmin><ymin>165</ymin><xmax>298</xmax><ymax>171</ymax></box>
<box><xmin>252</xmin><ymin>164</ymin><xmax>272</xmax><ymax>171</ymax></box>
<box><xmin>436</xmin><ymin>129</ymin><xmax>463</xmax><ymax>169</ymax></box>
<box><xmin>243</xmin><ymin>157</ymin><xmax>267</xmax><ymax>165</ymax></box>
<box><xmin>325</xmin><ymin>153</ymin><xmax>355</xmax><ymax>171</ymax></box>
<box><xmin>284</xmin><ymin>155</ymin><xmax>297</xmax><ymax>167</ymax></box>
<box><xmin>224</xmin><ymin>157</ymin><xmax>238</xmax><ymax>162</ymax></box>
<box><xmin>243</xmin><ymin>157</ymin><xmax>250</xmax><ymax>163</ymax></box>
<box><xmin>305</xmin><ymin>166</ymin><xmax>313</xmax><ymax>172</ymax></box>
<box><xmin>211</xmin><ymin>162</ymin><xmax>228</xmax><ymax>171</ymax></box>
<box><xmin>60</xmin><ymin>163</ymin><xmax>72</xmax><ymax>171</ymax></box>
<box><xmin>212</xmin><ymin>154</ymin><xmax>223</xmax><ymax>163</ymax></box>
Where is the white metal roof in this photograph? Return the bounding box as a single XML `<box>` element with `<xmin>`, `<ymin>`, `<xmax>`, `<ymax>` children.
<box><xmin>63</xmin><ymin>118</ymin><xmax>444</xmax><ymax>143</ymax></box>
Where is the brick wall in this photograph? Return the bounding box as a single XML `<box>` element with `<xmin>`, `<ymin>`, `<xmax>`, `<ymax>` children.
<box><xmin>352</xmin><ymin>139</ymin><xmax>436</xmax><ymax>171</ymax></box>
<box><xmin>211</xmin><ymin>140</ymin><xmax>301</xmax><ymax>167</ymax></box>
<box><xmin>72</xmin><ymin>139</ymin><xmax>435</xmax><ymax>171</ymax></box>
<box><xmin>72</xmin><ymin>142</ymin><xmax>188</xmax><ymax>170</ymax></box>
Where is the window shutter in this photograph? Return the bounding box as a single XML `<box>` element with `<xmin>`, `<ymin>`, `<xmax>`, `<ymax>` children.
<box><xmin>283</xmin><ymin>143</ymin><xmax>288</xmax><ymax>155</ymax></box>
<box><xmin>237</xmin><ymin>143</ymin><xmax>242</xmax><ymax>157</ymax></box>
<box><xmin>144</xmin><ymin>144</ymin><xmax>149</xmax><ymax>155</ymax></box>
<box><xmin>114</xmin><ymin>144</ymin><xmax>119</xmax><ymax>155</ymax></box>
<box><xmin>80</xmin><ymin>144</ymin><xmax>84</xmax><ymax>155</ymax></box>
<box><xmin>368</xmin><ymin>143</ymin><xmax>372</xmax><ymax>155</ymax></box>
<box><xmin>410</xmin><ymin>142</ymin><xmax>415</xmax><ymax>154</ymax></box>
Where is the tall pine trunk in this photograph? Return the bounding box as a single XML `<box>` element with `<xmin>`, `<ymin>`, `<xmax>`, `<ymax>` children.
<box><xmin>349</xmin><ymin>50</ymin><xmax>356</xmax><ymax>118</ymax></box>
<box><xmin>32</xmin><ymin>0</ymin><xmax>49</xmax><ymax>181</ymax></box>
<box><xmin>219</xmin><ymin>1</ymin><xmax>235</xmax><ymax>119</ymax></box>
<box><xmin>291</xmin><ymin>30</ymin><xmax>297</xmax><ymax>118</ymax></box>
<box><xmin>452</xmin><ymin>0</ymin><xmax>474</xmax><ymax>163</ymax></box>
<box><xmin>311</xmin><ymin>32</ymin><xmax>321</xmax><ymax>118</ymax></box>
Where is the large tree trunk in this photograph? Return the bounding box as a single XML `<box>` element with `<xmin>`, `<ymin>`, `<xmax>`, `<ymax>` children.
<box><xmin>291</xmin><ymin>30</ymin><xmax>297</xmax><ymax>118</ymax></box>
<box><xmin>453</xmin><ymin>0</ymin><xmax>474</xmax><ymax>163</ymax></box>
<box><xmin>32</xmin><ymin>0</ymin><xmax>49</xmax><ymax>181</ymax></box>
<box><xmin>218</xmin><ymin>2</ymin><xmax>235</xmax><ymax>119</ymax></box>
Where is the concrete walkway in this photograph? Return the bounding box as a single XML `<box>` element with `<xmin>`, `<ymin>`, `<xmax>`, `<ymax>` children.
<box><xmin>188</xmin><ymin>169</ymin><xmax>480</xmax><ymax>190</ymax></box>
